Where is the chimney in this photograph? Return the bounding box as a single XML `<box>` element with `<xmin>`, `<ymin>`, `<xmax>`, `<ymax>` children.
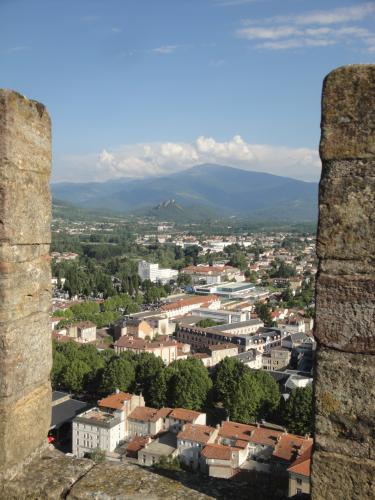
<box><xmin>115</xmin><ymin>388</ymin><xmax>120</xmax><ymax>394</ymax></box>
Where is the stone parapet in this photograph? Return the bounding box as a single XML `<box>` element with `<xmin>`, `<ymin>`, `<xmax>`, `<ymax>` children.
<box><xmin>0</xmin><ymin>90</ymin><xmax>52</xmax><ymax>477</ymax></box>
<box><xmin>312</xmin><ymin>65</ymin><xmax>375</xmax><ymax>498</ymax></box>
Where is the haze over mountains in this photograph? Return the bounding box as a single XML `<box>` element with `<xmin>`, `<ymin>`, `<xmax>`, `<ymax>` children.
<box><xmin>52</xmin><ymin>164</ymin><xmax>318</xmax><ymax>222</ymax></box>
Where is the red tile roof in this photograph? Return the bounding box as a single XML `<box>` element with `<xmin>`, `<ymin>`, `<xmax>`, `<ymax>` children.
<box><xmin>169</xmin><ymin>408</ymin><xmax>204</xmax><ymax>422</ymax></box>
<box><xmin>201</xmin><ymin>444</ymin><xmax>233</xmax><ymax>460</ymax></box>
<box><xmin>98</xmin><ymin>391</ymin><xmax>132</xmax><ymax>410</ymax></box>
<box><xmin>128</xmin><ymin>406</ymin><xmax>171</xmax><ymax>422</ymax></box>
<box><xmin>219</xmin><ymin>421</ymin><xmax>257</xmax><ymax>442</ymax></box>
<box><xmin>249</xmin><ymin>427</ymin><xmax>283</xmax><ymax>447</ymax></box>
<box><xmin>177</xmin><ymin>424</ymin><xmax>216</xmax><ymax>445</ymax></box>
<box><xmin>114</xmin><ymin>336</ymin><xmax>177</xmax><ymax>350</ymax></box>
<box><xmin>273</xmin><ymin>434</ymin><xmax>313</xmax><ymax>462</ymax></box>
<box><xmin>287</xmin><ymin>444</ymin><xmax>312</xmax><ymax>477</ymax></box>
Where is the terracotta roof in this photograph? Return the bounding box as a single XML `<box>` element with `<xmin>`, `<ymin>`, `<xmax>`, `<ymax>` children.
<box><xmin>235</xmin><ymin>439</ymin><xmax>249</xmax><ymax>449</ymax></box>
<box><xmin>219</xmin><ymin>421</ymin><xmax>257</xmax><ymax>442</ymax></box>
<box><xmin>128</xmin><ymin>406</ymin><xmax>171</xmax><ymax>422</ymax></box>
<box><xmin>161</xmin><ymin>295</ymin><xmax>219</xmax><ymax>312</ymax></box>
<box><xmin>287</xmin><ymin>444</ymin><xmax>312</xmax><ymax>477</ymax></box>
<box><xmin>201</xmin><ymin>444</ymin><xmax>233</xmax><ymax>460</ymax></box>
<box><xmin>177</xmin><ymin>424</ymin><xmax>216</xmax><ymax>445</ymax></box>
<box><xmin>169</xmin><ymin>408</ymin><xmax>204</xmax><ymax>422</ymax></box>
<box><xmin>249</xmin><ymin>427</ymin><xmax>283</xmax><ymax>447</ymax></box>
<box><xmin>126</xmin><ymin>436</ymin><xmax>149</xmax><ymax>453</ymax></box>
<box><xmin>273</xmin><ymin>434</ymin><xmax>313</xmax><ymax>462</ymax></box>
<box><xmin>114</xmin><ymin>336</ymin><xmax>177</xmax><ymax>350</ymax></box>
<box><xmin>98</xmin><ymin>391</ymin><xmax>132</xmax><ymax>410</ymax></box>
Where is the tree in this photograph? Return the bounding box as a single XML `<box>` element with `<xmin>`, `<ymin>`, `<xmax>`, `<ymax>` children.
<box><xmin>282</xmin><ymin>386</ymin><xmax>313</xmax><ymax>435</ymax></box>
<box><xmin>213</xmin><ymin>358</ymin><xmax>280</xmax><ymax>423</ymax></box>
<box><xmin>100</xmin><ymin>356</ymin><xmax>136</xmax><ymax>394</ymax></box>
<box><xmin>62</xmin><ymin>359</ymin><xmax>90</xmax><ymax>393</ymax></box>
<box><xmin>51</xmin><ymin>350</ymin><xmax>68</xmax><ymax>389</ymax></box>
<box><xmin>148</xmin><ymin>367</ymin><xmax>168</xmax><ymax>408</ymax></box>
<box><xmin>135</xmin><ymin>353</ymin><xmax>165</xmax><ymax>405</ymax></box>
<box><xmin>196</xmin><ymin>318</ymin><xmax>223</xmax><ymax>328</ymax></box>
<box><xmin>253</xmin><ymin>370</ymin><xmax>280</xmax><ymax>419</ymax></box>
<box><xmin>255</xmin><ymin>302</ymin><xmax>274</xmax><ymax>327</ymax></box>
<box><xmin>166</xmin><ymin>359</ymin><xmax>212</xmax><ymax>410</ymax></box>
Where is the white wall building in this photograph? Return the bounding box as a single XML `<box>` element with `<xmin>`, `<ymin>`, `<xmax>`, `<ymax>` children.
<box><xmin>138</xmin><ymin>260</ymin><xmax>178</xmax><ymax>284</ymax></box>
<box><xmin>72</xmin><ymin>408</ymin><xmax>124</xmax><ymax>458</ymax></box>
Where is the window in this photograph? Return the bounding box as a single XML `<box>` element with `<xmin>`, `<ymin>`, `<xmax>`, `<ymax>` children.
<box><xmin>297</xmin><ymin>478</ymin><xmax>303</xmax><ymax>485</ymax></box>
<box><xmin>296</xmin><ymin>488</ymin><xmax>302</xmax><ymax>495</ymax></box>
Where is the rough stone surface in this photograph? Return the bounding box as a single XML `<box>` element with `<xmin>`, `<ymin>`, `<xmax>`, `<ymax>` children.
<box><xmin>317</xmin><ymin>159</ymin><xmax>375</xmax><ymax>260</ymax></box>
<box><xmin>0</xmin><ymin>89</ymin><xmax>52</xmax><ymax>476</ymax></box>
<box><xmin>312</xmin><ymin>65</ymin><xmax>375</xmax><ymax>498</ymax></box>
<box><xmin>320</xmin><ymin>65</ymin><xmax>375</xmax><ymax>160</ymax></box>
<box><xmin>0</xmin><ymin>449</ymin><xmax>95</xmax><ymax>500</ymax></box>
<box><xmin>314</xmin><ymin>348</ymin><xmax>375</xmax><ymax>460</ymax></box>
<box><xmin>314</xmin><ymin>272</ymin><xmax>375</xmax><ymax>353</ymax></box>
<box><xmin>311</xmin><ymin>451</ymin><xmax>375</xmax><ymax>500</ymax></box>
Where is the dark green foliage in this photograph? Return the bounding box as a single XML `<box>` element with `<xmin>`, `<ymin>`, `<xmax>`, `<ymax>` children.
<box><xmin>213</xmin><ymin>358</ymin><xmax>281</xmax><ymax>424</ymax></box>
<box><xmin>165</xmin><ymin>358</ymin><xmax>213</xmax><ymax>410</ymax></box>
<box><xmin>100</xmin><ymin>356</ymin><xmax>136</xmax><ymax>394</ymax></box>
<box><xmin>254</xmin><ymin>302</ymin><xmax>274</xmax><ymax>327</ymax></box>
<box><xmin>282</xmin><ymin>386</ymin><xmax>313</xmax><ymax>435</ymax></box>
<box><xmin>195</xmin><ymin>318</ymin><xmax>223</xmax><ymax>328</ymax></box>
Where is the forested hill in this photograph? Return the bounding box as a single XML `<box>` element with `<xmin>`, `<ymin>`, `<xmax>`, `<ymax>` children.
<box><xmin>52</xmin><ymin>164</ymin><xmax>318</xmax><ymax>222</ymax></box>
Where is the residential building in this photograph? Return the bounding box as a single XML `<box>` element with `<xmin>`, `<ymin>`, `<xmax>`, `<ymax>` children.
<box><xmin>176</xmin><ymin>325</ymin><xmax>254</xmax><ymax>352</ymax></box>
<box><xmin>160</xmin><ymin>295</ymin><xmax>221</xmax><ymax>319</ymax></box>
<box><xmin>114</xmin><ymin>312</ymin><xmax>171</xmax><ymax>339</ymax></box>
<box><xmin>137</xmin><ymin>260</ymin><xmax>178</xmax><ymax>284</ymax></box>
<box><xmin>262</xmin><ymin>348</ymin><xmax>291</xmax><ymax>371</ymax></box>
<box><xmin>177</xmin><ymin>424</ymin><xmax>218</xmax><ymax>469</ymax></box>
<box><xmin>113</xmin><ymin>336</ymin><xmax>178</xmax><ymax>365</ymax></box>
<box><xmin>98</xmin><ymin>390</ymin><xmax>145</xmax><ymax>438</ymax></box>
<box><xmin>138</xmin><ymin>432</ymin><xmax>178</xmax><ymax>466</ymax></box>
<box><xmin>72</xmin><ymin>408</ymin><xmax>123</xmax><ymax>458</ymax></box>
<box><xmin>287</xmin><ymin>445</ymin><xmax>312</xmax><ymax>497</ymax></box>
<box><xmin>127</xmin><ymin>407</ymin><xmax>171</xmax><ymax>437</ymax></box>
<box><xmin>167</xmin><ymin>408</ymin><xmax>206</xmax><ymax>432</ymax></box>
<box><xmin>208</xmin><ymin>344</ymin><xmax>239</xmax><ymax>366</ymax></box>
<box><xmin>235</xmin><ymin>349</ymin><xmax>263</xmax><ymax>369</ymax></box>
<box><xmin>211</xmin><ymin>319</ymin><xmax>264</xmax><ymax>336</ymax></box>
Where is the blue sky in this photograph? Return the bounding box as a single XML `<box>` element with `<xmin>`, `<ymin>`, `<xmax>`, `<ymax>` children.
<box><xmin>1</xmin><ymin>0</ymin><xmax>374</xmax><ymax>182</ymax></box>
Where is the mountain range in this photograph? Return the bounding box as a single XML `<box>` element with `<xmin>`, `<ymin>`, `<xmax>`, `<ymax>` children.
<box><xmin>52</xmin><ymin>164</ymin><xmax>318</xmax><ymax>222</ymax></box>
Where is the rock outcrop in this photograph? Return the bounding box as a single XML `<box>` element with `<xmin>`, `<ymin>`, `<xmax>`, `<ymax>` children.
<box><xmin>312</xmin><ymin>65</ymin><xmax>375</xmax><ymax>499</ymax></box>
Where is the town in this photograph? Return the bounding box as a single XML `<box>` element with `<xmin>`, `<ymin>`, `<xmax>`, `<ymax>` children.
<box><xmin>50</xmin><ymin>213</ymin><xmax>316</xmax><ymax>498</ymax></box>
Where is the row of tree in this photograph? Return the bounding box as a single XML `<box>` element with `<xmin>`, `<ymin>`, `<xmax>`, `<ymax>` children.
<box><xmin>52</xmin><ymin>341</ymin><xmax>313</xmax><ymax>434</ymax></box>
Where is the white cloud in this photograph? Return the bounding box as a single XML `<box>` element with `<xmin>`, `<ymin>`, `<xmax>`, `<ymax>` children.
<box><xmin>55</xmin><ymin>135</ymin><xmax>321</xmax><ymax>183</ymax></box>
<box><xmin>151</xmin><ymin>45</ymin><xmax>179</xmax><ymax>54</ymax></box>
<box><xmin>237</xmin><ymin>3</ymin><xmax>375</xmax><ymax>51</ymax></box>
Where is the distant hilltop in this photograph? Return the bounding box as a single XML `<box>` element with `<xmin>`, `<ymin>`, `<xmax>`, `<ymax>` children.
<box><xmin>51</xmin><ymin>163</ymin><xmax>318</xmax><ymax>222</ymax></box>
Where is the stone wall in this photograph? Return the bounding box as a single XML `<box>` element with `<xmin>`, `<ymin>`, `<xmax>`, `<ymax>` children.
<box><xmin>0</xmin><ymin>90</ymin><xmax>52</xmax><ymax>477</ymax></box>
<box><xmin>311</xmin><ymin>65</ymin><xmax>375</xmax><ymax>499</ymax></box>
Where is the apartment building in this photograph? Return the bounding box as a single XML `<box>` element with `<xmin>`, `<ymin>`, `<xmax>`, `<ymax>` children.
<box><xmin>160</xmin><ymin>295</ymin><xmax>221</xmax><ymax>319</ymax></box>
<box><xmin>137</xmin><ymin>260</ymin><xmax>178</xmax><ymax>284</ymax></box>
<box><xmin>113</xmin><ymin>336</ymin><xmax>178</xmax><ymax>365</ymax></box>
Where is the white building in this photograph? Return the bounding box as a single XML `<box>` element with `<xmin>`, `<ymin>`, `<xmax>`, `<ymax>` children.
<box><xmin>72</xmin><ymin>408</ymin><xmax>124</xmax><ymax>458</ymax></box>
<box><xmin>191</xmin><ymin>308</ymin><xmax>249</xmax><ymax>324</ymax></box>
<box><xmin>137</xmin><ymin>260</ymin><xmax>178</xmax><ymax>284</ymax></box>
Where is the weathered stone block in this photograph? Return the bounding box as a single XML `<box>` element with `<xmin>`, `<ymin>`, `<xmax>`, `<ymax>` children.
<box><xmin>317</xmin><ymin>159</ymin><xmax>375</xmax><ymax>260</ymax></box>
<box><xmin>0</xmin><ymin>89</ymin><xmax>52</xmax><ymax>475</ymax></box>
<box><xmin>314</xmin><ymin>348</ymin><xmax>375</xmax><ymax>460</ymax></box>
<box><xmin>315</xmin><ymin>272</ymin><xmax>375</xmax><ymax>352</ymax></box>
<box><xmin>0</xmin><ymin>312</ymin><xmax>52</xmax><ymax>400</ymax></box>
<box><xmin>0</xmin><ymin>169</ymin><xmax>51</xmax><ymax>245</ymax></box>
<box><xmin>320</xmin><ymin>65</ymin><xmax>375</xmax><ymax>160</ymax></box>
<box><xmin>0</xmin><ymin>253</ymin><xmax>51</xmax><ymax>322</ymax></box>
<box><xmin>0</xmin><ymin>89</ymin><xmax>51</xmax><ymax>175</ymax></box>
<box><xmin>311</xmin><ymin>451</ymin><xmax>375</xmax><ymax>500</ymax></box>
<box><xmin>0</xmin><ymin>90</ymin><xmax>51</xmax><ymax>245</ymax></box>
<box><xmin>0</xmin><ymin>383</ymin><xmax>51</xmax><ymax>474</ymax></box>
